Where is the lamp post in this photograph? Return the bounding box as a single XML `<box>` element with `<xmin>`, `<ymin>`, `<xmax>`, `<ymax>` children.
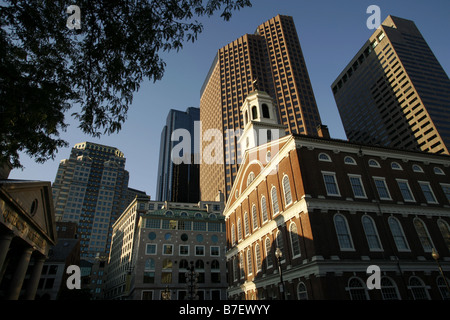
<box><xmin>186</xmin><ymin>261</ymin><xmax>199</xmax><ymax>300</ymax></box>
<box><xmin>432</xmin><ymin>248</ymin><xmax>450</xmax><ymax>298</ymax></box>
<box><xmin>161</xmin><ymin>286</ymin><xmax>171</xmax><ymax>300</ymax></box>
<box><xmin>275</xmin><ymin>248</ymin><xmax>286</xmax><ymax>300</ymax></box>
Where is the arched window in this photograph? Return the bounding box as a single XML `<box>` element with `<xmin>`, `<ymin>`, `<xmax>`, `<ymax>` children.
<box><xmin>265</xmin><ymin>237</ymin><xmax>273</xmax><ymax>268</ymax></box>
<box><xmin>247</xmin><ymin>172</ymin><xmax>255</xmax><ymax>187</ymax></box>
<box><xmin>412</xmin><ymin>164</ymin><xmax>424</xmax><ymax>173</ymax></box>
<box><xmin>195</xmin><ymin>259</ymin><xmax>204</xmax><ymax>270</ymax></box>
<box><xmin>251</xmin><ymin>105</ymin><xmax>258</xmax><ymax>120</ymax></box>
<box><xmin>162</xmin><ymin>258</ymin><xmax>172</xmax><ymax>269</ymax></box>
<box><xmin>334</xmin><ymin>214</ymin><xmax>354</xmax><ymax>250</ymax></box>
<box><xmin>413</xmin><ymin>218</ymin><xmax>434</xmax><ymax>252</ymax></box>
<box><xmin>211</xmin><ymin>259</ymin><xmax>220</xmax><ymax>270</ymax></box>
<box><xmin>252</xmin><ymin>205</ymin><xmax>258</xmax><ymax>230</ymax></box>
<box><xmin>318</xmin><ymin>153</ymin><xmax>331</xmax><ymax>162</ymax></box>
<box><xmin>179</xmin><ymin>259</ymin><xmax>189</xmax><ymax>269</ymax></box>
<box><xmin>247</xmin><ymin>249</ymin><xmax>253</xmax><ymax>275</ymax></box>
<box><xmin>434</xmin><ymin>167</ymin><xmax>445</xmax><ymax>175</ymax></box>
<box><xmin>233</xmin><ymin>257</ymin><xmax>239</xmax><ymax>281</ymax></box>
<box><xmin>261</xmin><ymin>196</ymin><xmax>269</xmax><ymax>223</ymax></box>
<box><xmin>381</xmin><ymin>277</ymin><xmax>400</xmax><ymax>300</ymax></box>
<box><xmin>237</xmin><ymin>218</ymin><xmax>243</xmax><ymax>241</ymax></box>
<box><xmin>344</xmin><ymin>156</ymin><xmax>356</xmax><ymax>165</ymax></box>
<box><xmin>289</xmin><ymin>223</ymin><xmax>301</xmax><ymax>257</ymax></box>
<box><xmin>437</xmin><ymin>277</ymin><xmax>450</xmax><ymax>300</ymax></box>
<box><xmin>297</xmin><ymin>282</ymin><xmax>308</xmax><ymax>300</ymax></box>
<box><xmin>262</xmin><ymin>104</ymin><xmax>270</xmax><ymax>118</ymax></box>
<box><xmin>409</xmin><ymin>276</ymin><xmax>430</xmax><ymax>300</ymax></box>
<box><xmin>368</xmin><ymin>159</ymin><xmax>380</xmax><ymax>167</ymax></box>
<box><xmin>347</xmin><ymin>277</ymin><xmax>369</xmax><ymax>300</ymax></box>
<box><xmin>144</xmin><ymin>258</ymin><xmax>155</xmax><ymax>284</ymax></box>
<box><xmin>282</xmin><ymin>175</ymin><xmax>292</xmax><ymax>206</ymax></box>
<box><xmin>145</xmin><ymin>258</ymin><xmax>155</xmax><ymax>271</ymax></box>
<box><xmin>362</xmin><ymin>215</ymin><xmax>382</xmax><ymax>251</ymax></box>
<box><xmin>255</xmin><ymin>243</ymin><xmax>262</xmax><ymax>273</ymax></box>
<box><xmin>388</xmin><ymin>216</ymin><xmax>409</xmax><ymax>251</ymax></box>
<box><xmin>244</xmin><ymin>212</ymin><xmax>250</xmax><ymax>236</ymax></box>
<box><xmin>391</xmin><ymin>162</ymin><xmax>402</xmax><ymax>170</ymax></box>
<box><xmin>271</xmin><ymin>186</ymin><xmax>279</xmax><ymax>215</ymax></box>
<box><xmin>437</xmin><ymin>219</ymin><xmax>450</xmax><ymax>251</ymax></box>
<box><xmin>231</xmin><ymin>223</ymin><xmax>236</xmax><ymax>245</ymax></box>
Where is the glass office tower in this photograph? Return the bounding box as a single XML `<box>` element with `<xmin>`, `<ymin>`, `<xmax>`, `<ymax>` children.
<box><xmin>156</xmin><ymin>107</ymin><xmax>200</xmax><ymax>203</ymax></box>
<box><xmin>332</xmin><ymin>16</ymin><xmax>450</xmax><ymax>155</ymax></box>
<box><xmin>200</xmin><ymin>15</ymin><xmax>323</xmax><ymax>201</ymax></box>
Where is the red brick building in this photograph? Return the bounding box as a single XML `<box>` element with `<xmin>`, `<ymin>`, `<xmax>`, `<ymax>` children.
<box><xmin>224</xmin><ymin>90</ymin><xmax>450</xmax><ymax>300</ymax></box>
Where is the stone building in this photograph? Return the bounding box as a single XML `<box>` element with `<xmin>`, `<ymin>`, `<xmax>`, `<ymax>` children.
<box><xmin>106</xmin><ymin>194</ymin><xmax>227</xmax><ymax>300</ymax></box>
<box><xmin>0</xmin><ymin>163</ymin><xmax>57</xmax><ymax>300</ymax></box>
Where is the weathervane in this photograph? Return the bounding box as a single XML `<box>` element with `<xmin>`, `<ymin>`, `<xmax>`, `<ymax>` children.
<box><xmin>252</xmin><ymin>78</ymin><xmax>259</xmax><ymax>91</ymax></box>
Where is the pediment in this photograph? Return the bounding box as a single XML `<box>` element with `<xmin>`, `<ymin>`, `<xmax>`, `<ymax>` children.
<box><xmin>0</xmin><ymin>180</ymin><xmax>57</xmax><ymax>246</ymax></box>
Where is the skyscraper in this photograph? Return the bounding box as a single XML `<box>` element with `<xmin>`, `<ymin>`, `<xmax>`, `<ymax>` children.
<box><xmin>200</xmin><ymin>14</ymin><xmax>323</xmax><ymax>201</ymax></box>
<box><xmin>332</xmin><ymin>15</ymin><xmax>450</xmax><ymax>155</ymax></box>
<box><xmin>156</xmin><ymin>107</ymin><xmax>200</xmax><ymax>203</ymax></box>
<box><xmin>52</xmin><ymin>142</ymin><xmax>130</xmax><ymax>261</ymax></box>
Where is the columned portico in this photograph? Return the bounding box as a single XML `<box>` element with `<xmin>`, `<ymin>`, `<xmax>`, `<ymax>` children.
<box><xmin>1</xmin><ymin>178</ymin><xmax>57</xmax><ymax>300</ymax></box>
<box><xmin>6</xmin><ymin>246</ymin><xmax>33</xmax><ymax>300</ymax></box>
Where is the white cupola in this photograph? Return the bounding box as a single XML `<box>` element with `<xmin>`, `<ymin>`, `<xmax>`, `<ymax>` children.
<box><xmin>238</xmin><ymin>88</ymin><xmax>287</xmax><ymax>156</ymax></box>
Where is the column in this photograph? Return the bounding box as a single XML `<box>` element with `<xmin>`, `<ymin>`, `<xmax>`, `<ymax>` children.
<box><xmin>6</xmin><ymin>246</ymin><xmax>33</xmax><ymax>300</ymax></box>
<box><xmin>24</xmin><ymin>254</ymin><xmax>46</xmax><ymax>300</ymax></box>
<box><xmin>0</xmin><ymin>233</ymin><xmax>14</xmax><ymax>284</ymax></box>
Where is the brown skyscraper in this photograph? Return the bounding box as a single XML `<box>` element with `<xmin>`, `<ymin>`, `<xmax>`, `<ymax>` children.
<box><xmin>332</xmin><ymin>16</ymin><xmax>450</xmax><ymax>155</ymax></box>
<box><xmin>200</xmin><ymin>15</ymin><xmax>322</xmax><ymax>201</ymax></box>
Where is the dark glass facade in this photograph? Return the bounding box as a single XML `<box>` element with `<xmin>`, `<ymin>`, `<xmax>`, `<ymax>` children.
<box><xmin>156</xmin><ymin>107</ymin><xmax>200</xmax><ymax>202</ymax></box>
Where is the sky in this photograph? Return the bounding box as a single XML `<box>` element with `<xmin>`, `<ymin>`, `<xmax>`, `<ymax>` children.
<box><xmin>8</xmin><ymin>0</ymin><xmax>450</xmax><ymax>199</ymax></box>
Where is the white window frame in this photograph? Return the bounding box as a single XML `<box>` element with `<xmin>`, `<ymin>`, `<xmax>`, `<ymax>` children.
<box><xmin>282</xmin><ymin>174</ymin><xmax>293</xmax><ymax>206</ymax></box>
<box><xmin>322</xmin><ymin>171</ymin><xmax>341</xmax><ymax>197</ymax></box>
<box><xmin>146</xmin><ymin>243</ymin><xmax>157</xmax><ymax>255</ymax></box>
<box><xmin>373</xmin><ymin>177</ymin><xmax>392</xmax><ymax>200</ymax></box>
<box><xmin>361</xmin><ymin>215</ymin><xmax>383</xmax><ymax>252</ymax></box>
<box><xmin>348</xmin><ymin>174</ymin><xmax>367</xmax><ymax>199</ymax></box>
<box><xmin>333</xmin><ymin>213</ymin><xmax>355</xmax><ymax>251</ymax></box>
<box><xmin>396</xmin><ymin>179</ymin><xmax>416</xmax><ymax>202</ymax></box>
<box><xmin>418</xmin><ymin>181</ymin><xmax>438</xmax><ymax>204</ymax></box>
<box><xmin>388</xmin><ymin>216</ymin><xmax>410</xmax><ymax>252</ymax></box>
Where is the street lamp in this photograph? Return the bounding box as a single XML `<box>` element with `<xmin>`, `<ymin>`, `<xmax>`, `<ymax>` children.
<box><xmin>275</xmin><ymin>248</ymin><xmax>286</xmax><ymax>300</ymax></box>
<box><xmin>185</xmin><ymin>261</ymin><xmax>199</xmax><ymax>300</ymax></box>
<box><xmin>161</xmin><ymin>286</ymin><xmax>171</xmax><ymax>300</ymax></box>
<box><xmin>432</xmin><ymin>248</ymin><xmax>450</xmax><ymax>298</ymax></box>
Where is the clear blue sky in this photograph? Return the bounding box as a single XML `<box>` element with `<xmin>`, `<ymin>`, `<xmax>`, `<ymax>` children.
<box><xmin>9</xmin><ymin>0</ymin><xmax>450</xmax><ymax>199</ymax></box>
